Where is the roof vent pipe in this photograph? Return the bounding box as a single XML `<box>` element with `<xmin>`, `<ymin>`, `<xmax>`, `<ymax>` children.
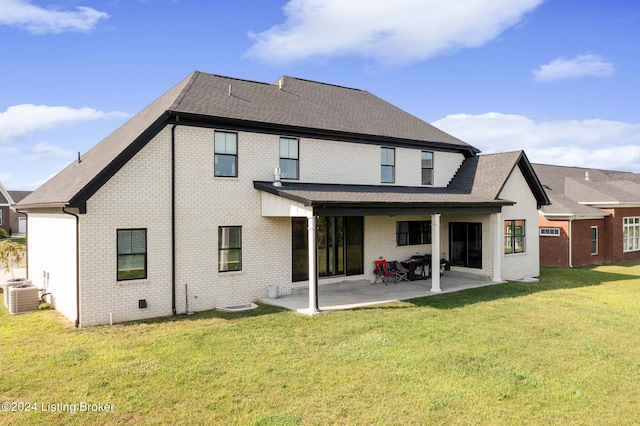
<box><xmin>228</xmin><ymin>83</ymin><xmax>232</xmax><ymax>96</ymax></box>
<box><xmin>279</xmin><ymin>77</ymin><xmax>283</xmax><ymax>90</ymax></box>
<box><xmin>585</xmin><ymin>171</ymin><xmax>590</xmax><ymax>181</ymax></box>
<box><xmin>273</xmin><ymin>167</ymin><xmax>282</xmax><ymax>187</ymax></box>
<box><xmin>77</xmin><ymin>152</ymin><xmax>81</xmax><ymax>163</ymax></box>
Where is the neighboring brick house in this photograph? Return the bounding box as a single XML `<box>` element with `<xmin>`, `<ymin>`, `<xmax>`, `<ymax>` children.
<box><xmin>533</xmin><ymin>164</ymin><xmax>640</xmax><ymax>268</ymax></box>
<box><xmin>0</xmin><ymin>183</ymin><xmax>31</xmax><ymax>235</ymax></box>
<box><xmin>18</xmin><ymin>72</ymin><xmax>549</xmax><ymax>326</ymax></box>
<box><xmin>0</xmin><ymin>183</ymin><xmax>10</xmax><ymax>235</ymax></box>
<box><xmin>9</xmin><ymin>191</ymin><xmax>31</xmax><ymax>234</ymax></box>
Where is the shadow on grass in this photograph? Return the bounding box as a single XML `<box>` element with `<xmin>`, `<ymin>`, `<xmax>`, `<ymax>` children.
<box><xmin>120</xmin><ymin>303</ymin><xmax>290</xmax><ymax>327</ymax></box>
<box><xmin>401</xmin><ymin>265</ymin><xmax>640</xmax><ymax>310</ymax></box>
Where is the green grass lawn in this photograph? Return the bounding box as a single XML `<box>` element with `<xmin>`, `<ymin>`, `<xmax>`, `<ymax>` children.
<box><xmin>2</xmin><ymin>263</ymin><xmax>640</xmax><ymax>425</ymax></box>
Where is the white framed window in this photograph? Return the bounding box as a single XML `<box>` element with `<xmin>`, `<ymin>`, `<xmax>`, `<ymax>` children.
<box><xmin>591</xmin><ymin>226</ymin><xmax>598</xmax><ymax>255</ymax></box>
<box><xmin>540</xmin><ymin>227</ymin><xmax>560</xmax><ymax>236</ymax></box>
<box><xmin>0</xmin><ymin>209</ymin><xmax>3</xmax><ymax>226</ymax></box>
<box><xmin>623</xmin><ymin>217</ymin><xmax>640</xmax><ymax>252</ymax></box>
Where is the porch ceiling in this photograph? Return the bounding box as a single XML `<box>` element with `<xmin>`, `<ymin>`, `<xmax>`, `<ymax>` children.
<box><xmin>254</xmin><ymin>181</ymin><xmax>511</xmax><ymax>216</ymax></box>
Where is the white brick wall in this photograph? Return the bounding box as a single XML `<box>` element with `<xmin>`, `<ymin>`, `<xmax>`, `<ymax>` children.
<box><xmin>499</xmin><ymin>166</ymin><xmax>541</xmax><ymax>280</ymax></box>
<box><xmin>35</xmin><ymin>122</ymin><xmax>533</xmax><ymax>326</ymax></box>
<box><xmin>79</xmin><ymin>127</ymin><xmax>173</xmax><ymax>326</ymax></box>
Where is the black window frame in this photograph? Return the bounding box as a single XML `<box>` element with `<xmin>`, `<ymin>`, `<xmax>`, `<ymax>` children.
<box><xmin>504</xmin><ymin>220</ymin><xmax>526</xmax><ymax>254</ymax></box>
<box><xmin>421</xmin><ymin>151</ymin><xmax>434</xmax><ymax>185</ymax></box>
<box><xmin>214</xmin><ymin>131</ymin><xmax>238</xmax><ymax>177</ymax></box>
<box><xmin>117</xmin><ymin>228</ymin><xmax>147</xmax><ymax>281</ymax></box>
<box><xmin>218</xmin><ymin>226</ymin><xmax>242</xmax><ymax>272</ymax></box>
<box><xmin>396</xmin><ymin>220</ymin><xmax>431</xmax><ymax>246</ymax></box>
<box><xmin>291</xmin><ymin>216</ymin><xmax>364</xmax><ymax>282</ymax></box>
<box><xmin>381</xmin><ymin>147</ymin><xmax>395</xmax><ymax>184</ymax></box>
<box><xmin>450</xmin><ymin>222</ymin><xmax>482</xmax><ymax>269</ymax></box>
<box><xmin>279</xmin><ymin>137</ymin><xmax>299</xmax><ymax>180</ymax></box>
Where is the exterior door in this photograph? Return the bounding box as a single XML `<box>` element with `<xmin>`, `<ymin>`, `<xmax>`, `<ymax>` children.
<box><xmin>292</xmin><ymin>217</ymin><xmax>363</xmax><ymax>281</ymax></box>
<box><xmin>450</xmin><ymin>222</ymin><xmax>482</xmax><ymax>269</ymax></box>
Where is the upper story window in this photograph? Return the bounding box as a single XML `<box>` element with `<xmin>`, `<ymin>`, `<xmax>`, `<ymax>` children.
<box><xmin>214</xmin><ymin>131</ymin><xmax>237</xmax><ymax>177</ymax></box>
<box><xmin>421</xmin><ymin>151</ymin><xmax>434</xmax><ymax>185</ymax></box>
<box><xmin>623</xmin><ymin>217</ymin><xmax>640</xmax><ymax>252</ymax></box>
<box><xmin>280</xmin><ymin>137</ymin><xmax>299</xmax><ymax>180</ymax></box>
<box><xmin>505</xmin><ymin>220</ymin><xmax>525</xmax><ymax>254</ymax></box>
<box><xmin>117</xmin><ymin>229</ymin><xmax>147</xmax><ymax>281</ymax></box>
<box><xmin>381</xmin><ymin>147</ymin><xmax>395</xmax><ymax>183</ymax></box>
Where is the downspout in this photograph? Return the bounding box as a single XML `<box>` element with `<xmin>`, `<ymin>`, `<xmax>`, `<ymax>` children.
<box><xmin>62</xmin><ymin>207</ymin><xmax>80</xmax><ymax>328</ymax></box>
<box><xmin>15</xmin><ymin>208</ymin><xmax>28</xmax><ymax>278</ymax></box>
<box><xmin>568</xmin><ymin>218</ymin><xmax>573</xmax><ymax>268</ymax></box>
<box><xmin>171</xmin><ymin>116</ymin><xmax>179</xmax><ymax>315</ymax></box>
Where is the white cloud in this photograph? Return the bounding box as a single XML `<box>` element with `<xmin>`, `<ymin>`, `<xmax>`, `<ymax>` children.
<box><xmin>0</xmin><ymin>0</ymin><xmax>108</xmax><ymax>34</ymax></box>
<box><xmin>0</xmin><ymin>104</ymin><xmax>128</xmax><ymax>143</ymax></box>
<box><xmin>433</xmin><ymin>112</ymin><xmax>640</xmax><ymax>172</ymax></box>
<box><xmin>533</xmin><ymin>54</ymin><xmax>615</xmax><ymax>82</ymax></box>
<box><xmin>24</xmin><ymin>141</ymin><xmax>74</xmax><ymax>160</ymax></box>
<box><xmin>245</xmin><ymin>0</ymin><xmax>544</xmax><ymax>67</ymax></box>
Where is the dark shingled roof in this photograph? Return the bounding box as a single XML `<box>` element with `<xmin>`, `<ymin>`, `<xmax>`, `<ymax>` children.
<box><xmin>8</xmin><ymin>191</ymin><xmax>32</xmax><ymax>204</ymax></box>
<box><xmin>19</xmin><ymin>72</ymin><xmax>478</xmax><ymax>209</ymax></box>
<box><xmin>255</xmin><ymin>150</ymin><xmax>550</xmax><ymax>214</ymax></box>
<box><xmin>533</xmin><ymin>163</ymin><xmax>640</xmax><ymax>217</ymax></box>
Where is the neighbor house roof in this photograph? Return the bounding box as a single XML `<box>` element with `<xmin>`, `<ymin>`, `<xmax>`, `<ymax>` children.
<box><xmin>533</xmin><ymin>163</ymin><xmax>640</xmax><ymax>219</ymax></box>
<box><xmin>8</xmin><ymin>191</ymin><xmax>32</xmax><ymax>204</ymax></box>
<box><xmin>0</xmin><ymin>182</ymin><xmax>13</xmax><ymax>205</ymax></box>
<box><xmin>19</xmin><ymin>71</ymin><xmax>478</xmax><ymax>211</ymax></box>
<box><xmin>255</xmin><ymin>150</ymin><xmax>549</xmax><ymax>216</ymax></box>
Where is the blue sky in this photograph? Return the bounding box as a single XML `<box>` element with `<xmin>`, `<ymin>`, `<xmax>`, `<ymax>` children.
<box><xmin>1</xmin><ymin>0</ymin><xmax>639</xmax><ymax>190</ymax></box>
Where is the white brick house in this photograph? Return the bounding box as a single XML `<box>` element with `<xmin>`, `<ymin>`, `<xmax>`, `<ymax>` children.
<box><xmin>18</xmin><ymin>72</ymin><xmax>549</xmax><ymax>326</ymax></box>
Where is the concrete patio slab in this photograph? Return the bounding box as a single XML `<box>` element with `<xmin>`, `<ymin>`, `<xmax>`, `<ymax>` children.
<box><xmin>259</xmin><ymin>274</ymin><xmax>506</xmax><ymax>313</ymax></box>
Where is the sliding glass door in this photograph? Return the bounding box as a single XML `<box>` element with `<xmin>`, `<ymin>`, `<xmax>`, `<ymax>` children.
<box><xmin>450</xmin><ymin>222</ymin><xmax>482</xmax><ymax>269</ymax></box>
<box><xmin>292</xmin><ymin>216</ymin><xmax>364</xmax><ymax>281</ymax></box>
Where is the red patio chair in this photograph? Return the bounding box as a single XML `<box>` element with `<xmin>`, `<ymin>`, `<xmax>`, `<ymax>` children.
<box><xmin>373</xmin><ymin>259</ymin><xmax>390</xmax><ymax>284</ymax></box>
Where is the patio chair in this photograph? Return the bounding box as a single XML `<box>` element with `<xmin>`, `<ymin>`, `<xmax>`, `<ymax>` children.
<box><xmin>373</xmin><ymin>259</ymin><xmax>390</xmax><ymax>284</ymax></box>
<box><xmin>388</xmin><ymin>261</ymin><xmax>409</xmax><ymax>283</ymax></box>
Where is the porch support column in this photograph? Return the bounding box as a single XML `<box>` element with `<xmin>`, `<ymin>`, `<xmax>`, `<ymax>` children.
<box><xmin>431</xmin><ymin>213</ymin><xmax>441</xmax><ymax>293</ymax></box>
<box><xmin>492</xmin><ymin>212</ymin><xmax>503</xmax><ymax>282</ymax></box>
<box><xmin>307</xmin><ymin>215</ymin><xmax>320</xmax><ymax>314</ymax></box>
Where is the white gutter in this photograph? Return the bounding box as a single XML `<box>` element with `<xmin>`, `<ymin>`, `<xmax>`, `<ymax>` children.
<box><xmin>539</xmin><ymin>211</ymin><xmax>609</xmax><ymax>221</ymax></box>
<box><xmin>578</xmin><ymin>201</ymin><xmax>640</xmax><ymax>208</ymax></box>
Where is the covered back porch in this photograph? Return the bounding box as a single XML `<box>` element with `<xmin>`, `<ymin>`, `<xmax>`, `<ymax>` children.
<box><xmin>255</xmin><ymin>181</ymin><xmax>511</xmax><ymax>314</ymax></box>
